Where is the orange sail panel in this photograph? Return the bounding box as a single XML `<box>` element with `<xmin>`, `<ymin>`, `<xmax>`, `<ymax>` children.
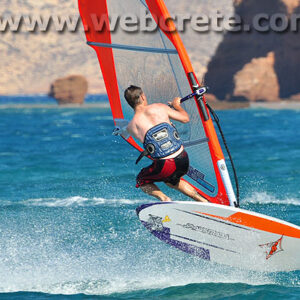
<box><xmin>78</xmin><ymin>0</ymin><xmax>237</xmax><ymax>206</ymax></box>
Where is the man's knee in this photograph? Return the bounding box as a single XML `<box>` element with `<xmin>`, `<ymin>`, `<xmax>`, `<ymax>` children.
<box><xmin>140</xmin><ymin>184</ymin><xmax>150</xmax><ymax>193</ymax></box>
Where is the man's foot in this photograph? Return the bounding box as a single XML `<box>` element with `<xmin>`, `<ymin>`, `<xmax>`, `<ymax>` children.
<box><xmin>161</xmin><ymin>196</ymin><xmax>172</xmax><ymax>202</ymax></box>
<box><xmin>193</xmin><ymin>192</ymin><xmax>209</xmax><ymax>203</ymax></box>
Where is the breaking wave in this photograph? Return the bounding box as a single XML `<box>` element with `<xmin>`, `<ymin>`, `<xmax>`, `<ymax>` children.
<box><xmin>0</xmin><ymin>196</ymin><xmax>147</xmax><ymax>208</ymax></box>
<box><xmin>243</xmin><ymin>192</ymin><xmax>300</xmax><ymax>206</ymax></box>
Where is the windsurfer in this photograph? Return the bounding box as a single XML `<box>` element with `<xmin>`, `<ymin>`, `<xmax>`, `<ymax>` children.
<box><xmin>124</xmin><ymin>85</ymin><xmax>208</xmax><ymax>203</ymax></box>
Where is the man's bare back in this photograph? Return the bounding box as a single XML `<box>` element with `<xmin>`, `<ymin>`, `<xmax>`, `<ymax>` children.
<box><xmin>123</xmin><ymin>86</ymin><xmax>208</xmax><ymax>203</ymax></box>
<box><xmin>127</xmin><ymin>96</ymin><xmax>189</xmax><ymax>144</ymax></box>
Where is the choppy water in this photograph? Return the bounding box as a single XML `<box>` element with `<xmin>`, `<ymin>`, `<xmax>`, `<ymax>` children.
<box><xmin>0</xmin><ymin>96</ymin><xmax>299</xmax><ymax>299</ymax></box>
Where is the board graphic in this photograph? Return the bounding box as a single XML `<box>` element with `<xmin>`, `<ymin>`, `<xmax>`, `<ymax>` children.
<box><xmin>137</xmin><ymin>202</ymin><xmax>300</xmax><ymax>272</ymax></box>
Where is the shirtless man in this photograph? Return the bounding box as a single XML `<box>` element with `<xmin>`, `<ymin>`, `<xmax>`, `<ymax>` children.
<box><xmin>124</xmin><ymin>85</ymin><xmax>208</xmax><ymax>203</ymax></box>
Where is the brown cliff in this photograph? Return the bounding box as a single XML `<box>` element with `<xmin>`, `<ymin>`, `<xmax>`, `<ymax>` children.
<box><xmin>233</xmin><ymin>52</ymin><xmax>279</xmax><ymax>102</ymax></box>
<box><xmin>49</xmin><ymin>75</ymin><xmax>88</xmax><ymax>105</ymax></box>
<box><xmin>0</xmin><ymin>0</ymin><xmax>232</xmax><ymax>95</ymax></box>
<box><xmin>206</xmin><ymin>0</ymin><xmax>300</xmax><ymax>102</ymax></box>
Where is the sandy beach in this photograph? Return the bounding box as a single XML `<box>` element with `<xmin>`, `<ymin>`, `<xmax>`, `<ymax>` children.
<box><xmin>250</xmin><ymin>101</ymin><xmax>300</xmax><ymax>110</ymax></box>
<box><xmin>1</xmin><ymin>98</ymin><xmax>300</xmax><ymax>111</ymax></box>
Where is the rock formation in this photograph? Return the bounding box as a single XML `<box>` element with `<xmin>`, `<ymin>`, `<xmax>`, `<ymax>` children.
<box><xmin>49</xmin><ymin>75</ymin><xmax>88</xmax><ymax>105</ymax></box>
<box><xmin>0</xmin><ymin>0</ymin><xmax>233</xmax><ymax>95</ymax></box>
<box><xmin>206</xmin><ymin>0</ymin><xmax>300</xmax><ymax>101</ymax></box>
<box><xmin>233</xmin><ymin>52</ymin><xmax>279</xmax><ymax>102</ymax></box>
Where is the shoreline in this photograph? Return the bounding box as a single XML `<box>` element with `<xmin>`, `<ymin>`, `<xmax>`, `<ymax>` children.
<box><xmin>0</xmin><ymin>103</ymin><xmax>111</xmax><ymax>109</ymax></box>
<box><xmin>1</xmin><ymin>100</ymin><xmax>300</xmax><ymax>110</ymax></box>
<box><xmin>206</xmin><ymin>100</ymin><xmax>300</xmax><ymax>110</ymax></box>
<box><xmin>249</xmin><ymin>101</ymin><xmax>300</xmax><ymax>110</ymax></box>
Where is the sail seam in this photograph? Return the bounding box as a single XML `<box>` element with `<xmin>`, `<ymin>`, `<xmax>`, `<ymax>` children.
<box><xmin>88</xmin><ymin>41</ymin><xmax>178</xmax><ymax>54</ymax></box>
<box><xmin>183</xmin><ymin>138</ymin><xmax>209</xmax><ymax>148</ymax></box>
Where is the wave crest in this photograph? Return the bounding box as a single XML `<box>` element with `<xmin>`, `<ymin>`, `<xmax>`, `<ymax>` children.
<box><xmin>243</xmin><ymin>192</ymin><xmax>300</xmax><ymax>206</ymax></box>
<box><xmin>1</xmin><ymin>196</ymin><xmax>147</xmax><ymax>207</ymax></box>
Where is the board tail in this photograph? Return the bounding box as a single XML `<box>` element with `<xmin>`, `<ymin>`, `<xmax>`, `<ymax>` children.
<box><xmin>78</xmin><ymin>0</ymin><xmax>237</xmax><ymax>206</ymax></box>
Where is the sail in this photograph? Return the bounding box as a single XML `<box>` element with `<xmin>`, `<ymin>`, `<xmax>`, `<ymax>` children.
<box><xmin>78</xmin><ymin>0</ymin><xmax>237</xmax><ymax>206</ymax></box>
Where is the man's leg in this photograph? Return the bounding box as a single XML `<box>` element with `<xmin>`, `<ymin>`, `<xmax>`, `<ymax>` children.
<box><xmin>141</xmin><ymin>183</ymin><xmax>171</xmax><ymax>202</ymax></box>
<box><xmin>166</xmin><ymin>179</ymin><xmax>208</xmax><ymax>202</ymax></box>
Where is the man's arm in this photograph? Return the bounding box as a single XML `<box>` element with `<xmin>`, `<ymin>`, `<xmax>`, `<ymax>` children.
<box><xmin>126</xmin><ymin>121</ymin><xmax>142</xmax><ymax>143</ymax></box>
<box><xmin>166</xmin><ymin>97</ymin><xmax>190</xmax><ymax>123</ymax></box>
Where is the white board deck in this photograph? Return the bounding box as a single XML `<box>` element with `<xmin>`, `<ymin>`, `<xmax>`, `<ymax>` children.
<box><xmin>136</xmin><ymin>202</ymin><xmax>300</xmax><ymax>272</ymax></box>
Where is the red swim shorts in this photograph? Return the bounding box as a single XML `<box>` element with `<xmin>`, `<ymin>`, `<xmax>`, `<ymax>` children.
<box><xmin>136</xmin><ymin>150</ymin><xmax>189</xmax><ymax>188</ymax></box>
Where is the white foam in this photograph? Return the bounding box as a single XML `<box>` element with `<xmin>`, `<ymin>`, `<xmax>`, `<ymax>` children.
<box><xmin>0</xmin><ymin>257</ymin><xmax>277</xmax><ymax>296</ymax></box>
<box><xmin>18</xmin><ymin>196</ymin><xmax>147</xmax><ymax>207</ymax></box>
<box><xmin>0</xmin><ymin>152</ymin><xmax>15</xmax><ymax>156</ymax></box>
<box><xmin>0</xmin><ymin>194</ymin><xmax>298</xmax><ymax>296</ymax></box>
<box><xmin>2</xmin><ymin>193</ymin><xmax>300</xmax><ymax>208</ymax></box>
<box><xmin>243</xmin><ymin>192</ymin><xmax>300</xmax><ymax>206</ymax></box>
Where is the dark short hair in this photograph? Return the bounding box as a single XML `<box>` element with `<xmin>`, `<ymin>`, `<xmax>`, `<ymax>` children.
<box><xmin>124</xmin><ymin>85</ymin><xmax>143</xmax><ymax>109</ymax></box>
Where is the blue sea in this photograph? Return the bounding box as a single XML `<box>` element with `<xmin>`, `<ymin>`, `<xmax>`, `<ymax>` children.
<box><xmin>0</xmin><ymin>95</ymin><xmax>299</xmax><ymax>299</ymax></box>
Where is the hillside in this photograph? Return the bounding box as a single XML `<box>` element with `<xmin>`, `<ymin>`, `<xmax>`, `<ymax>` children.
<box><xmin>0</xmin><ymin>0</ymin><xmax>232</xmax><ymax>95</ymax></box>
<box><xmin>206</xmin><ymin>0</ymin><xmax>300</xmax><ymax>101</ymax></box>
